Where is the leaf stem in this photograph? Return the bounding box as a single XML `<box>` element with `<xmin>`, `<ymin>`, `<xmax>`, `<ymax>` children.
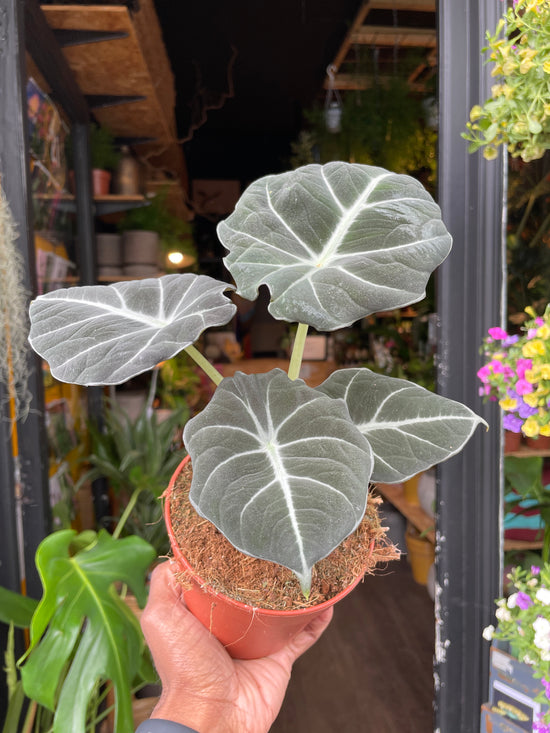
<box><xmin>112</xmin><ymin>487</ymin><xmax>142</xmax><ymax>540</ymax></box>
<box><xmin>288</xmin><ymin>323</ymin><xmax>309</xmax><ymax>381</ymax></box>
<box><xmin>184</xmin><ymin>344</ymin><xmax>224</xmax><ymax>386</ymax></box>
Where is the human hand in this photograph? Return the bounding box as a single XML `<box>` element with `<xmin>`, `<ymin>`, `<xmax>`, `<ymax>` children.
<box><xmin>140</xmin><ymin>561</ymin><xmax>333</xmax><ymax>733</ymax></box>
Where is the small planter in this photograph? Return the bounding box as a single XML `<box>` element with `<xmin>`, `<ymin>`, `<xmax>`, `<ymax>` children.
<box><xmin>525</xmin><ymin>434</ymin><xmax>550</xmax><ymax>451</ymax></box>
<box><xmin>122</xmin><ymin>230</ymin><xmax>160</xmax><ymax>270</ymax></box>
<box><xmin>164</xmin><ymin>455</ymin><xmax>392</xmax><ymax>659</ymax></box>
<box><xmin>96</xmin><ymin>233</ymin><xmax>122</xmax><ymax>268</ymax></box>
<box><xmin>402</xmin><ymin>472</ymin><xmax>421</xmax><ymax>505</ymax></box>
<box><xmin>504</xmin><ymin>430</ymin><xmax>523</xmax><ymax>453</ymax></box>
<box><xmin>405</xmin><ymin>524</ymin><xmax>434</xmax><ymax>586</ymax></box>
<box><xmin>92</xmin><ymin>168</ymin><xmax>111</xmax><ymax>196</ymax></box>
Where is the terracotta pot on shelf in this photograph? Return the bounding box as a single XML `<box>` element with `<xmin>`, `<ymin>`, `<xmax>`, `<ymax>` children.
<box><xmin>163</xmin><ymin>455</ymin><xmax>376</xmax><ymax>660</ymax></box>
<box><xmin>504</xmin><ymin>430</ymin><xmax>523</xmax><ymax>453</ymax></box>
<box><xmin>525</xmin><ymin>434</ymin><xmax>550</xmax><ymax>451</ymax></box>
<box><xmin>92</xmin><ymin>168</ymin><xmax>111</xmax><ymax>196</ymax></box>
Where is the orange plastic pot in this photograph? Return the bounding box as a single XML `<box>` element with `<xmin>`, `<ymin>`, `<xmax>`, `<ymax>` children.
<box><xmin>164</xmin><ymin>455</ymin><xmax>366</xmax><ymax>659</ymax></box>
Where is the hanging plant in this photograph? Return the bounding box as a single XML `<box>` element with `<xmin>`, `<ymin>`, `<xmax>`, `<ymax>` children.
<box><xmin>297</xmin><ymin>79</ymin><xmax>437</xmax><ymax>191</ymax></box>
<box><xmin>0</xmin><ymin>185</ymin><xmax>32</xmax><ymax>426</ymax></box>
<box><xmin>462</xmin><ymin>0</ymin><xmax>550</xmax><ymax>162</ymax></box>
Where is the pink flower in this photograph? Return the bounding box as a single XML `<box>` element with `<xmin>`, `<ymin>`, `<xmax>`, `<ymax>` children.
<box><xmin>488</xmin><ymin>327</ymin><xmax>508</xmax><ymax>340</ymax></box>
<box><xmin>516</xmin><ymin>379</ymin><xmax>534</xmax><ymax>395</ymax></box>
<box><xmin>516</xmin><ymin>358</ymin><xmax>533</xmax><ymax>378</ymax></box>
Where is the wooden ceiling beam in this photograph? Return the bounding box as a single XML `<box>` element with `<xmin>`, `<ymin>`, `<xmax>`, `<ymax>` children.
<box><xmin>350</xmin><ymin>25</ymin><xmax>436</xmax><ymax>47</ymax></box>
<box><xmin>366</xmin><ymin>0</ymin><xmax>435</xmax><ymax>10</ymax></box>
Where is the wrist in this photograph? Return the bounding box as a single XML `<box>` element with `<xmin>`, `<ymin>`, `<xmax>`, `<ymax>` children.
<box><xmin>151</xmin><ymin>692</ymin><xmax>233</xmax><ymax>733</ymax></box>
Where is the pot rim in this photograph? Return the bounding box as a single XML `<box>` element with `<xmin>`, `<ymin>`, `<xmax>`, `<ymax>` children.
<box><xmin>163</xmin><ymin>454</ymin><xmax>366</xmax><ymax>618</ymax></box>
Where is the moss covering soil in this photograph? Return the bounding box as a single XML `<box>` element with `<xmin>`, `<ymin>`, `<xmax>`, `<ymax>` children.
<box><xmin>168</xmin><ymin>461</ymin><xmax>400</xmax><ymax>611</ymax></box>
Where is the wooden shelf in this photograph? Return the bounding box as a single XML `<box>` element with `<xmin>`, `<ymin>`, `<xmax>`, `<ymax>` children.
<box><xmin>504</xmin><ymin>538</ymin><xmax>544</xmax><ymax>550</ymax></box>
<box><xmin>374</xmin><ymin>482</ymin><xmax>435</xmax><ymax>544</ymax></box>
<box><xmin>35</xmin><ymin>193</ymin><xmax>148</xmax><ymax>216</ymax></box>
<box><xmin>505</xmin><ymin>447</ymin><xmax>550</xmax><ymax>458</ymax></box>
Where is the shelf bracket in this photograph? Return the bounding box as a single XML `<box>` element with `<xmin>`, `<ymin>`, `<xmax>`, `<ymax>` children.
<box><xmin>52</xmin><ymin>29</ymin><xmax>129</xmax><ymax>47</ymax></box>
<box><xmin>86</xmin><ymin>94</ymin><xmax>146</xmax><ymax>109</ymax></box>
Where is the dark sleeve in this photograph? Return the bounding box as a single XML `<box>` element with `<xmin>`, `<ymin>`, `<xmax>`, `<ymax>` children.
<box><xmin>135</xmin><ymin>720</ymin><xmax>199</xmax><ymax>733</ymax></box>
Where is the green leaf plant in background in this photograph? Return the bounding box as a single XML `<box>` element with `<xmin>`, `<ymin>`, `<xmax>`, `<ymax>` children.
<box><xmin>505</xmin><ymin>455</ymin><xmax>550</xmax><ymax>564</ymax></box>
<box><xmin>28</xmin><ymin>162</ymin><xmax>487</xmax><ymax>595</ymax></box>
<box><xmin>0</xmin><ymin>529</ymin><xmax>156</xmax><ymax>733</ymax></box>
<box><xmin>79</xmin><ymin>397</ymin><xmax>188</xmax><ymax>555</ymax></box>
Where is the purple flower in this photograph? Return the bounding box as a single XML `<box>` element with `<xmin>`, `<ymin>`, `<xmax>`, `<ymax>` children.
<box><xmin>517</xmin><ymin>400</ymin><xmax>538</xmax><ymax>419</ymax></box>
<box><xmin>516</xmin><ymin>591</ymin><xmax>533</xmax><ymax>609</ymax></box>
<box><xmin>534</xmin><ymin>712</ymin><xmax>550</xmax><ymax>733</ymax></box>
<box><xmin>542</xmin><ymin>678</ymin><xmax>550</xmax><ymax>700</ymax></box>
<box><xmin>532</xmin><ymin>566</ymin><xmax>541</xmax><ymax>575</ymax></box>
<box><xmin>503</xmin><ymin>414</ymin><xmax>523</xmax><ymax>432</ymax></box>
<box><xmin>503</xmin><ymin>335</ymin><xmax>520</xmax><ymax>347</ymax></box>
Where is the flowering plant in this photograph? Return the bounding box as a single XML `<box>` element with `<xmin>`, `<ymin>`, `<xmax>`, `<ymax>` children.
<box><xmin>483</xmin><ymin>564</ymin><xmax>550</xmax><ymax>731</ymax></box>
<box><xmin>462</xmin><ymin>0</ymin><xmax>550</xmax><ymax>163</ymax></box>
<box><xmin>477</xmin><ymin>305</ymin><xmax>550</xmax><ymax>438</ymax></box>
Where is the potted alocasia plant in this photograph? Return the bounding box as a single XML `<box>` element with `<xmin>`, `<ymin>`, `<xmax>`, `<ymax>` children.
<box><xmin>28</xmin><ymin>162</ymin><xmax>486</xmax><ymax>657</ymax></box>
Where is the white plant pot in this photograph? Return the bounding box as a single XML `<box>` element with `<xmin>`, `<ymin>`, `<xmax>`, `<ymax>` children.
<box><xmin>122</xmin><ymin>230</ymin><xmax>160</xmax><ymax>266</ymax></box>
<box><xmin>96</xmin><ymin>233</ymin><xmax>122</xmax><ymax>267</ymax></box>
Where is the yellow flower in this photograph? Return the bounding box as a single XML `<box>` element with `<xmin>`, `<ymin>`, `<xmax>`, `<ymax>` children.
<box><xmin>520</xmin><ymin>57</ymin><xmax>535</xmax><ymax>74</ymax></box>
<box><xmin>540</xmin><ymin>425</ymin><xmax>550</xmax><ymax>437</ymax></box>
<box><xmin>537</xmin><ymin>324</ymin><xmax>550</xmax><ymax>340</ymax></box>
<box><xmin>523</xmin><ymin>339</ymin><xmax>546</xmax><ymax>357</ymax></box>
<box><xmin>502</xmin><ymin>58</ymin><xmax>518</xmax><ymax>75</ymax></box>
<box><xmin>523</xmin><ymin>393</ymin><xmax>540</xmax><ymax>407</ymax></box>
<box><xmin>483</xmin><ymin>146</ymin><xmax>499</xmax><ymax>161</ymax></box>
<box><xmin>523</xmin><ymin>417</ymin><xmax>540</xmax><ymax>437</ymax></box>
<box><xmin>544</xmin><ymin>60</ymin><xmax>550</xmax><ymax>75</ymax></box>
<box><xmin>500</xmin><ymin>397</ymin><xmax>518</xmax><ymax>411</ymax></box>
<box><xmin>470</xmin><ymin>105</ymin><xmax>484</xmax><ymax>122</ymax></box>
<box><xmin>525</xmin><ymin>369</ymin><xmax>539</xmax><ymax>383</ymax></box>
<box><xmin>539</xmin><ymin>364</ymin><xmax>550</xmax><ymax>380</ymax></box>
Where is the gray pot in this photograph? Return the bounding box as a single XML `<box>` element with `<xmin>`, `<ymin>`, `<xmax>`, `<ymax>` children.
<box><xmin>122</xmin><ymin>230</ymin><xmax>160</xmax><ymax>266</ymax></box>
<box><xmin>96</xmin><ymin>233</ymin><xmax>122</xmax><ymax>267</ymax></box>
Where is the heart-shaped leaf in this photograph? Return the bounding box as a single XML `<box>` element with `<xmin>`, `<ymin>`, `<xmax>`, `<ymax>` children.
<box><xmin>28</xmin><ymin>274</ymin><xmax>236</xmax><ymax>385</ymax></box>
<box><xmin>20</xmin><ymin>530</ymin><xmax>156</xmax><ymax>733</ymax></box>
<box><xmin>317</xmin><ymin>368</ymin><xmax>486</xmax><ymax>483</ymax></box>
<box><xmin>218</xmin><ymin>162</ymin><xmax>452</xmax><ymax>331</ymax></box>
<box><xmin>183</xmin><ymin>369</ymin><xmax>373</xmax><ymax>592</ymax></box>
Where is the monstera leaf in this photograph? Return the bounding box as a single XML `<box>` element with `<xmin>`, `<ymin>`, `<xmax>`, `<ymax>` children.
<box><xmin>317</xmin><ymin>368</ymin><xmax>487</xmax><ymax>483</ymax></box>
<box><xmin>20</xmin><ymin>530</ymin><xmax>156</xmax><ymax>733</ymax></box>
<box><xmin>218</xmin><ymin>162</ymin><xmax>452</xmax><ymax>331</ymax></box>
<box><xmin>28</xmin><ymin>274</ymin><xmax>236</xmax><ymax>385</ymax></box>
<box><xmin>183</xmin><ymin>369</ymin><xmax>373</xmax><ymax>592</ymax></box>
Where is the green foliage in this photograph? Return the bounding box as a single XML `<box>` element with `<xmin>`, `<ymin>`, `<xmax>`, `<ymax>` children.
<box><xmin>90</xmin><ymin>123</ymin><xmax>120</xmax><ymax>171</ymax></box>
<box><xmin>1</xmin><ymin>529</ymin><xmax>157</xmax><ymax>733</ymax></box>
<box><xmin>80</xmin><ymin>398</ymin><xmax>188</xmax><ymax>554</ymax></box>
<box><xmin>298</xmin><ymin>80</ymin><xmax>437</xmax><ymax>192</ymax></box>
<box><xmin>157</xmin><ymin>354</ymin><xmax>204</xmax><ymax>412</ymax></box>
<box><xmin>505</xmin><ymin>455</ymin><xmax>550</xmax><ymax>562</ymax></box>
<box><xmin>506</xmin><ymin>156</ymin><xmax>550</xmax><ymax>319</ymax></box>
<box><xmin>463</xmin><ymin>0</ymin><xmax>550</xmax><ymax>162</ymax></box>
<box><xmin>118</xmin><ymin>188</ymin><xmax>196</xmax><ymax>255</ymax></box>
<box><xmin>0</xmin><ymin>587</ymin><xmax>38</xmax><ymax>628</ymax></box>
